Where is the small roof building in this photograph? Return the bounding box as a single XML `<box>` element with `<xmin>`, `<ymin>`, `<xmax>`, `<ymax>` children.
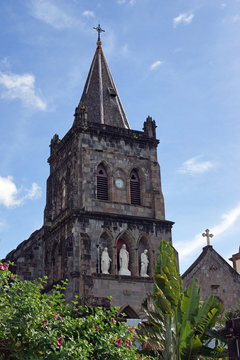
<box><xmin>230</xmin><ymin>247</ymin><xmax>240</xmax><ymax>274</ymax></box>
<box><xmin>182</xmin><ymin>245</ymin><xmax>240</xmax><ymax>310</ymax></box>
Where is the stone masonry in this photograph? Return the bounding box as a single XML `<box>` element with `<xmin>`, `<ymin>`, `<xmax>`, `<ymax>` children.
<box><xmin>182</xmin><ymin>245</ymin><xmax>240</xmax><ymax>310</ymax></box>
<box><xmin>6</xmin><ymin>38</ymin><xmax>175</xmax><ymax>317</ymax></box>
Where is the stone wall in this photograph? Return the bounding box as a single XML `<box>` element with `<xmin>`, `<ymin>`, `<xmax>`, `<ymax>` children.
<box><xmin>45</xmin><ymin>119</ymin><xmax>165</xmax><ymax>227</ymax></box>
<box><xmin>6</xmin><ymin>117</ymin><xmax>174</xmax><ymax>317</ymax></box>
<box><xmin>6</xmin><ymin>227</ymin><xmax>44</xmax><ymax>281</ymax></box>
<box><xmin>182</xmin><ymin>246</ymin><xmax>240</xmax><ymax>310</ymax></box>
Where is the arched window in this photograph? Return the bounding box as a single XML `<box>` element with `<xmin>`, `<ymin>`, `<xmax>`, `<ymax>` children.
<box><xmin>97</xmin><ymin>164</ymin><xmax>108</xmax><ymax>200</ymax></box>
<box><xmin>130</xmin><ymin>170</ymin><xmax>140</xmax><ymax>205</ymax></box>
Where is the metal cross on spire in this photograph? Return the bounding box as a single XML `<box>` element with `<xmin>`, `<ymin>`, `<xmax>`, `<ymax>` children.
<box><xmin>93</xmin><ymin>24</ymin><xmax>105</xmax><ymax>42</ymax></box>
<box><xmin>202</xmin><ymin>229</ymin><xmax>214</xmax><ymax>246</ymax></box>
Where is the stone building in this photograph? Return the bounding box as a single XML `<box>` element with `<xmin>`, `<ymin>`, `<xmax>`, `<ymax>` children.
<box><xmin>182</xmin><ymin>245</ymin><xmax>240</xmax><ymax>310</ymax></box>
<box><xmin>230</xmin><ymin>247</ymin><xmax>240</xmax><ymax>274</ymax></box>
<box><xmin>6</xmin><ymin>33</ymin><xmax>174</xmax><ymax>317</ymax></box>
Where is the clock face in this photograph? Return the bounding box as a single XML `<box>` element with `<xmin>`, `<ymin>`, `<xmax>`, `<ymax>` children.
<box><xmin>115</xmin><ymin>178</ymin><xmax>124</xmax><ymax>189</ymax></box>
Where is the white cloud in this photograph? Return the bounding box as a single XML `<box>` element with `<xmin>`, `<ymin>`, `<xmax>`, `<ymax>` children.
<box><xmin>150</xmin><ymin>60</ymin><xmax>164</xmax><ymax>70</ymax></box>
<box><xmin>233</xmin><ymin>14</ymin><xmax>240</xmax><ymax>22</ymax></box>
<box><xmin>117</xmin><ymin>0</ymin><xmax>136</xmax><ymax>5</ymax></box>
<box><xmin>221</xmin><ymin>3</ymin><xmax>227</xmax><ymax>8</ymax></box>
<box><xmin>176</xmin><ymin>203</ymin><xmax>240</xmax><ymax>260</ymax></box>
<box><xmin>122</xmin><ymin>44</ymin><xmax>129</xmax><ymax>54</ymax></box>
<box><xmin>82</xmin><ymin>10</ymin><xmax>95</xmax><ymax>18</ymax></box>
<box><xmin>0</xmin><ymin>72</ymin><xmax>47</xmax><ymax>110</ymax></box>
<box><xmin>178</xmin><ymin>156</ymin><xmax>214</xmax><ymax>175</ymax></box>
<box><xmin>173</xmin><ymin>13</ymin><xmax>194</xmax><ymax>27</ymax></box>
<box><xmin>0</xmin><ymin>220</ymin><xmax>5</xmax><ymax>230</ymax></box>
<box><xmin>28</xmin><ymin>0</ymin><xmax>74</xmax><ymax>29</ymax></box>
<box><xmin>0</xmin><ymin>57</ymin><xmax>11</xmax><ymax>71</ymax></box>
<box><xmin>0</xmin><ymin>176</ymin><xmax>41</xmax><ymax>208</ymax></box>
<box><xmin>26</xmin><ymin>183</ymin><xmax>42</xmax><ymax>200</ymax></box>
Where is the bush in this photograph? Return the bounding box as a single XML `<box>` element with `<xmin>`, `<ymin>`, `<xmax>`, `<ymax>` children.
<box><xmin>0</xmin><ymin>262</ymin><xmax>153</xmax><ymax>360</ymax></box>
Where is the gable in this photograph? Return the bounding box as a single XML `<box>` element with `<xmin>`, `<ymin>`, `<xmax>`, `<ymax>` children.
<box><xmin>182</xmin><ymin>246</ymin><xmax>240</xmax><ymax>309</ymax></box>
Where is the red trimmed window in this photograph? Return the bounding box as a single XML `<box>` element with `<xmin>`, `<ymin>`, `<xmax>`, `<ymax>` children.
<box><xmin>97</xmin><ymin>164</ymin><xmax>108</xmax><ymax>200</ymax></box>
<box><xmin>130</xmin><ymin>170</ymin><xmax>140</xmax><ymax>205</ymax></box>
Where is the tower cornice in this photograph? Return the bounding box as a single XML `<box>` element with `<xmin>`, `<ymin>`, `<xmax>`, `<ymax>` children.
<box><xmin>48</xmin><ymin>120</ymin><xmax>159</xmax><ymax>164</ymax></box>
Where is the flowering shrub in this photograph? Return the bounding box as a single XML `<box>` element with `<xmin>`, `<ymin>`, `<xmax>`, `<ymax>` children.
<box><xmin>0</xmin><ymin>262</ymin><xmax>154</xmax><ymax>360</ymax></box>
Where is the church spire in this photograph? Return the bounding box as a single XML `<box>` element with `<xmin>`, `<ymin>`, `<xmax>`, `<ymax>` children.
<box><xmin>74</xmin><ymin>25</ymin><xmax>130</xmax><ymax>129</ymax></box>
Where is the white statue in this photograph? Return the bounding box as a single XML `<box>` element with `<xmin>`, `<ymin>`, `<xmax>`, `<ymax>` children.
<box><xmin>101</xmin><ymin>247</ymin><xmax>111</xmax><ymax>274</ymax></box>
<box><xmin>119</xmin><ymin>244</ymin><xmax>131</xmax><ymax>276</ymax></box>
<box><xmin>140</xmin><ymin>249</ymin><xmax>149</xmax><ymax>277</ymax></box>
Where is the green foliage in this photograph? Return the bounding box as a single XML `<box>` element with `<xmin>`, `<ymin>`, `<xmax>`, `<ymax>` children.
<box><xmin>141</xmin><ymin>241</ymin><xmax>227</xmax><ymax>360</ymax></box>
<box><xmin>223</xmin><ymin>298</ymin><xmax>240</xmax><ymax>320</ymax></box>
<box><xmin>0</xmin><ymin>262</ymin><xmax>153</xmax><ymax>360</ymax></box>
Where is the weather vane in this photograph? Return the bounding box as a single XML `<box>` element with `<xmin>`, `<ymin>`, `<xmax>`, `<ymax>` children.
<box><xmin>93</xmin><ymin>24</ymin><xmax>105</xmax><ymax>42</ymax></box>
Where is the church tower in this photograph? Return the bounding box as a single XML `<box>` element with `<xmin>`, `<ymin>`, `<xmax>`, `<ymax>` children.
<box><xmin>6</xmin><ymin>27</ymin><xmax>174</xmax><ymax>317</ymax></box>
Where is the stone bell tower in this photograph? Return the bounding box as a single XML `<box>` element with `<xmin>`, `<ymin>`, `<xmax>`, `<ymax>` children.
<box><xmin>6</xmin><ymin>26</ymin><xmax>174</xmax><ymax>317</ymax></box>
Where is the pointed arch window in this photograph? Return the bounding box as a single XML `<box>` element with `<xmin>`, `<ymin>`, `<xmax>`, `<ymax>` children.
<box><xmin>97</xmin><ymin>164</ymin><xmax>108</xmax><ymax>200</ymax></box>
<box><xmin>130</xmin><ymin>170</ymin><xmax>140</xmax><ymax>205</ymax></box>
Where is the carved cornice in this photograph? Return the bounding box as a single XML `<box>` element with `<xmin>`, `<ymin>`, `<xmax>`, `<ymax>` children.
<box><xmin>47</xmin><ymin>208</ymin><xmax>174</xmax><ymax>235</ymax></box>
<box><xmin>48</xmin><ymin>121</ymin><xmax>159</xmax><ymax>164</ymax></box>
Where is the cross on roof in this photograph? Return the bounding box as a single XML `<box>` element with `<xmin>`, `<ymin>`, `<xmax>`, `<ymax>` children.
<box><xmin>202</xmin><ymin>229</ymin><xmax>214</xmax><ymax>246</ymax></box>
<box><xmin>93</xmin><ymin>24</ymin><xmax>105</xmax><ymax>42</ymax></box>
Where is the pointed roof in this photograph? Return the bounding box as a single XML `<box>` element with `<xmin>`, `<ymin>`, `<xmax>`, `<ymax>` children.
<box><xmin>75</xmin><ymin>39</ymin><xmax>130</xmax><ymax>129</ymax></box>
<box><xmin>182</xmin><ymin>245</ymin><xmax>240</xmax><ymax>279</ymax></box>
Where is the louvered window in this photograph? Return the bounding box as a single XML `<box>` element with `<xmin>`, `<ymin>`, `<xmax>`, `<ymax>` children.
<box><xmin>130</xmin><ymin>170</ymin><xmax>140</xmax><ymax>205</ymax></box>
<box><xmin>97</xmin><ymin>165</ymin><xmax>108</xmax><ymax>200</ymax></box>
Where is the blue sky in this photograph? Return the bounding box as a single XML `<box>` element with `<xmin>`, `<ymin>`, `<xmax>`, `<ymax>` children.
<box><xmin>0</xmin><ymin>0</ymin><xmax>240</xmax><ymax>273</ymax></box>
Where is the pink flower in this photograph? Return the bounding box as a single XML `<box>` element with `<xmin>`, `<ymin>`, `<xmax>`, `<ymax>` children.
<box><xmin>0</xmin><ymin>263</ymin><xmax>9</xmax><ymax>271</ymax></box>
<box><xmin>43</xmin><ymin>319</ymin><xmax>48</xmax><ymax>326</ymax></box>
<box><xmin>111</xmin><ymin>318</ymin><xmax>116</xmax><ymax>324</ymax></box>
<box><xmin>116</xmin><ymin>338</ymin><xmax>123</xmax><ymax>346</ymax></box>
<box><xmin>129</xmin><ymin>326</ymin><xmax>136</xmax><ymax>332</ymax></box>
<box><xmin>125</xmin><ymin>339</ymin><xmax>132</xmax><ymax>347</ymax></box>
<box><xmin>56</xmin><ymin>337</ymin><xmax>63</xmax><ymax>346</ymax></box>
<box><xmin>133</xmin><ymin>335</ymin><xmax>137</xmax><ymax>342</ymax></box>
<box><xmin>60</xmin><ymin>316</ymin><xmax>64</xmax><ymax>321</ymax></box>
<box><xmin>53</xmin><ymin>314</ymin><xmax>59</xmax><ymax>320</ymax></box>
<box><xmin>10</xmin><ymin>275</ymin><xmax>15</xmax><ymax>280</ymax></box>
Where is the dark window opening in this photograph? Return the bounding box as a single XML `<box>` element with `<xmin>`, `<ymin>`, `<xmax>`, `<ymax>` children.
<box><xmin>97</xmin><ymin>165</ymin><xmax>108</xmax><ymax>201</ymax></box>
<box><xmin>130</xmin><ymin>170</ymin><xmax>140</xmax><ymax>205</ymax></box>
<box><xmin>108</xmin><ymin>87</ymin><xmax>117</xmax><ymax>97</ymax></box>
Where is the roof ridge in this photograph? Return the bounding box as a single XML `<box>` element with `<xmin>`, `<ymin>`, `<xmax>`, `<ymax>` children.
<box><xmin>181</xmin><ymin>245</ymin><xmax>240</xmax><ymax>279</ymax></box>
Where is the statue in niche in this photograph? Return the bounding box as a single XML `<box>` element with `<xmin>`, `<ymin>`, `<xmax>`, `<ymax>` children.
<box><xmin>140</xmin><ymin>249</ymin><xmax>149</xmax><ymax>277</ymax></box>
<box><xmin>101</xmin><ymin>247</ymin><xmax>111</xmax><ymax>274</ymax></box>
<box><xmin>119</xmin><ymin>244</ymin><xmax>131</xmax><ymax>276</ymax></box>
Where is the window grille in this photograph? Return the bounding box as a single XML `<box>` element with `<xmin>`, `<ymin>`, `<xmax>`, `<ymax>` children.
<box><xmin>130</xmin><ymin>170</ymin><xmax>140</xmax><ymax>205</ymax></box>
<box><xmin>97</xmin><ymin>165</ymin><xmax>108</xmax><ymax>200</ymax></box>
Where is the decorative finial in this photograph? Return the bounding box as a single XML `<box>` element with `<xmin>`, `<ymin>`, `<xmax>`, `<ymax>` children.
<box><xmin>93</xmin><ymin>24</ymin><xmax>105</xmax><ymax>44</ymax></box>
<box><xmin>202</xmin><ymin>229</ymin><xmax>214</xmax><ymax>246</ymax></box>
